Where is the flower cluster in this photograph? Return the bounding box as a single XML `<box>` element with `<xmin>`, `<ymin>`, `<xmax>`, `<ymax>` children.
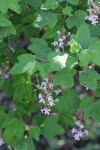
<box><xmin>38</xmin><ymin>76</ymin><xmax>61</xmax><ymax>115</ymax></box>
<box><xmin>0</xmin><ymin>138</ymin><xmax>4</xmax><ymax>146</ymax></box>
<box><xmin>71</xmin><ymin>121</ymin><xmax>88</xmax><ymax>141</ymax></box>
<box><xmin>85</xmin><ymin>0</ymin><xmax>100</xmax><ymax>25</ymax></box>
<box><xmin>52</xmin><ymin>31</ymin><xmax>70</xmax><ymax>52</ymax></box>
<box><xmin>0</xmin><ymin>69</ymin><xmax>10</xmax><ymax>80</ymax></box>
<box><xmin>0</xmin><ymin>62</ymin><xmax>11</xmax><ymax>80</ymax></box>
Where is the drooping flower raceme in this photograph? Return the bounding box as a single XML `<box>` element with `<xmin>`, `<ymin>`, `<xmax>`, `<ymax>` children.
<box><xmin>52</xmin><ymin>31</ymin><xmax>70</xmax><ymax>52</ymax></box>
<box><xmin>85</xmin><ymin>0</ymin><xmax>100</xmax><ymax>25</ymax></box>
<box><xmin>0</xmin><ymin>62</ymin><xmax>11</xmax><ymax>80</ymax></box>
<box><xmin>38</xmin><ymin>76</ymin><xmax>61</xmax><ymax>115</ymax></box>
<box><xmin>71</xmin><ymin>121</ymin><xmax>88</xmax><ymax>141</ymax></box>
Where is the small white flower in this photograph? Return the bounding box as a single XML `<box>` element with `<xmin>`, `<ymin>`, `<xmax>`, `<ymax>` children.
<box><xmin>52</xmin><ymin>41</ymin><xmax>58</xmax><ymax>47</ymax></box>
<box><xmin>75</xmin><ymin>121</ymin><xmax>84</xmax><ymax>129</ymax></box>
<box><xmin>67</xmin><ymin>41</ymin><xmax>70</xmax><ymax>46</ymax></box>
<box><xmin>71</xmin><ymin>128</ymin><xmax>77</xmax><ymax>133</ymax></box>
<box><xmin>41</xmin><ymin>81</ymin><xmax>47</xmax><ymax>87</ymax></box>
<box><xmin>39</xmin><ymin>93</ymin><xmax>43</xmax><ymax>99</ymax></box>
<box><xmin>59</xmin><ymin>38</ymin><xmax>63</xmax><ymax>42</ymax></box>
<box><xmin>62</xmin><ymin>35</ymin><xmax>66</xmax><ymax>40</ymax></box>
<box><xmin>59</xmin><ymin>42</ymin><xmax>64</xmax><ymax>48</ymax></box>
<box><xmin>77</xmin><ymin>130</ymin><xmax>84</xmax><ymax>137</ymax></box>
<box><xmin>39</xmin><ymin>98</ymin><xmax>45</xmax><ymax>104</ymax></box>
<box><xmin>54</xmin><ymin>89</ymin><xmax>62</xmax><ymax>95</ymax></box>
<box><xmin>48</xmin><ymin>83</ymin><xmax>53</xmax><ymax>89</ymax></box>
<box><xmin>0</xmin><ymin>138</ymin><xmax>4</xmax><ymax>146</ymax></box>
<box><xmin>57</xmin><ymin>31</ymin><xmax>61</xmax><ymax>35</ymax></box>
<box><xmin>55</xmin><ymin>48</ymin><xmax>60</xmax><ymax>52</ymax></box>
<box><xmin>43</xmin><ymin>77</ymin><xmax>49</xmax><ymax>82</ymax></box>
<box><xmin>74</xmin><ymin>134</ymin><xmax>80</xmax><ymax>141</ymax></box>
<box><xmin>55</xmin><ymin>98</ymin><xmax>59</xmax><ymax>103</ymax></box>
<box><xmin>84</xmin><ymin>130</ymin><xmax>89</xmax><ymax>135</ymax></box>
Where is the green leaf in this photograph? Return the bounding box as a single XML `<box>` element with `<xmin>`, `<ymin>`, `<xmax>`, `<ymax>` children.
<box><xmin>71</xmin><ymin>24</ymin><xmax>97</xmax><ymax>49</ymax></box>
<box><xmin>34</xmin><ymin>11</ymin><xmax>58</xmax><ymax>28</ymax></box>
<box><xmin>48</xmin><ymin>52</ymin><xmax>68</xmax><ymax>71</ymax></box>
<box><xmin>29</xmin><ymin>126</ymin><xmax>41</xmax><ymax>141</ymax></box>
<box><xmin>41</xmin><ymin>0</ymin><xmax>58</xmax><ymax>10</ymax></box>
<box><xmin>59</xmin><ymin>112</ymin><xmax>74</xmax><ymax>128</ymax></box>
<box><xmin>69</xmin><ymin>39</ymin><xmax>81</xmax><ymax>53</ymax></box>
<box><xmin>53</xmin><ymin>68</ymin><xmax>76</xmax><ymax>87</ymax></box>
<box><xmin>77</xmin><ymin>41</ymin><xmax>100</xmax><ymax>67</ymax></box>
<box><xmin>95</xmin><ymin>81</ymin><xmax>100</xmax><ymax>97</ymax></box>
<box><xmin>0</xmin><ymin>14</ymin><xmax>12</xmax><ymax>27</ymax></box>
<box><xmin>0</xmin><ymin>108</ymin><xmax>6</xmax><ymax>128</ymax></box>
<box><xmin>14</xmin><ymin>138</ymin><xmax>35</xmax><ymax>150</ymax></box>
<box><xmin>12</xmin><ymin>75</ymin><xmax>33</xmax><ymax>104</ymax></box>
<box><xmin>0</xmin><ymin>78</ymin><xmax>14</xmax><ymax>97</ymax></box>
<box><xmin>62</xmin><ymin>6</ymin><xmax>73</xmax><ymax>16</ymax></box>
<box><xmin>80</xmin><ymin>96</ymin><xmax>92</xmax><ymax>109</ymax></box>
<box><xmin>56</xmin><ymin>89</ymin><xmax>80</xmax><ymax>113</ymax></box>
<box><xmin>90</xmin><ymin>25</ymin><xmax>100</xmax><ymax>37</ymax></box>
<box><xmin>88</xmin><ymin>41</ymin><xmax>100</xmax><ymax>66</ymax></box>
<box><xmin>66</xmin><ymin>0</ymin><xmax>79</xmax><ymax>5</ymax></box>
<box><xmin>28</xmin><ymin>38</ymin><xmax>51</xmax><ymax>60</ymax></box>
<box><xmin>91</xmin><ymin>101</ymin><xmax>100</xmax><ymax>122</ymax></box>
<box><xmin>77</xmin><ymin>49</ymin><xmax>90</xmax><ymax>67</ymax></box>
<box><xmin>42</xmin><ymin>116</ymin><xmax>64</xmax><ymax>140</ymax></box>
<box><xmin>0</xmin><ymin>26</ymin><xmax>16</xmax><ymax>40</ymax></box>
<box><xmin>84</xmin><ymin>101</ymin><xmax>100</xmax><ymax>122</ymax></box>
<box><xmin>38</xmin><ymin>63</ymin><xmax>50</xmax><ymax>78</ymax></box>
<box><xmin>10</xmin><ymin>54</ymin><xmax>38</xmax><ymax>75</ymax></box>
<box><xmin>0</xmin><ymin>0</ymin><xmax>21</xmax><ymax>14</ymax></box>
<box><xmin>3</xmin><ymin>118</ymin><xmax>24</xmax><ymax>144</ymax></box>
<box><xmin>66</xmin><ymin>10</ymin><xmax>87</xmax><ymax>29</ymax></box>
<box><xmin>66</xmin><ymin>56</ymin><xmax>78</xmax><ymax>70</ymax></box>
<box><xmin>43</xmin><ymin>24</ymin><xmax>61</xmax><ymax>39</ymax></box>
<box><xmin>23</xmin><ymin>0</ymin><xmax>42</xmax><ymax>7</ymax></box>
<box><xmin>79</xmin><ymin>70</ymin><xmax>100</xmax><ymax>90</ymax></box>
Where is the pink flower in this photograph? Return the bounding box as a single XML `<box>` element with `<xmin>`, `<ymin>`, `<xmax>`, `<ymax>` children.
<box><xmin>38</xmin><ymin>93</ymin><xmax>45</xmax><ymax>104</ymax></box>
<box><xmin>85</xmin><ymin>15</ymin><xmax>98</xmax><ymax>25</ymax></box>
<box><xmin>48</xmin><ymin>96</ymin><xmax>55</xmax><ymax>106</ymax></box>
<box><xmin>39</xmin><ymin>98</ymin><xmax>45</xmax><ymax>104</ymax></box>
<box><xmin>71</xmin><ymin>121</ymin><xmax>88</xmax><ymax>141</ymax></box>
<box><xmin>48</xmin><ymin>100</ymin><xmax>55</xmax><ymax>107</ymax></box>
<box><xmin>41</xmin><ymin>107</ymin><xmax>51</xmax><ymax>115</ymax></box>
